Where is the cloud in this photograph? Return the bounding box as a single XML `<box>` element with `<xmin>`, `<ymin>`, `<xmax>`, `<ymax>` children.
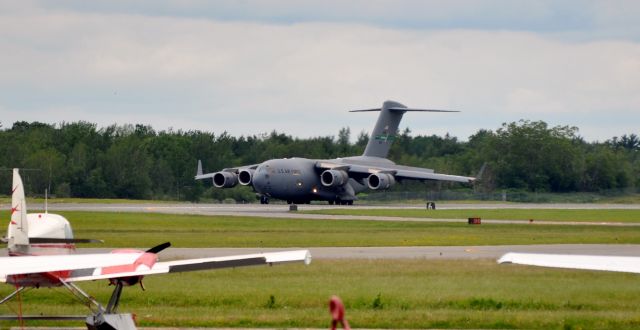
<box><xmin>0</xmin><ymin>3</ymin><xmax>638</xmax><ymax>141</ymax></box>
<box><xmin>21</xmin><ymin>0</ymin><xmax>637</xmax><ymax>40</ymax></box>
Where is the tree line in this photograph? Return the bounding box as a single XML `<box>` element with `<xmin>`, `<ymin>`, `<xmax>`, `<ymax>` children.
<box><xmin>0</xmin><ymin>120</ymin><xmax>637</xmax><ymax>201</ymax></box>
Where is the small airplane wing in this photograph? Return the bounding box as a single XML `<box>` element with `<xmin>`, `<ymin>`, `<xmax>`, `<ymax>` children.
<box><xmin>67</xmin><ymin>250</ymin><xmax>312</xmax><ymax>282</ymax></box>
<box><xmin>0</xmin><ymin>253</ymin><xmax>144</xmax><ymax>281</ymax></box>
<box><xmin>1</xmin><ymin>250</ymin><xmax>311</xmax><ymax>283</ymax></box>
<box><xmin>498</xmin><ymin>253</ymin><xmax>640</xmax><ymax>274</ymax></box>
<box><xmin>160</xmin><ymin>249</ymin><xmax>311</xmax><ymax>272</ymax></box>
<box><xmin>316</xmin><ymin>161</ymin><xmax>475</xmax><ymax>184</ymax></box>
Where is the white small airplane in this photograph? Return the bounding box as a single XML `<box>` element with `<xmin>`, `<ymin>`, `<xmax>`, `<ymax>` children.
<box><xmin>1</xmin><ymin>168</ymin><xmax>311</xmax><ymax>328</ymax></box>
<box><xmin>498</xmin><ymin>252</ymin><xmax>640</xmax><ymax>274</ymax></box>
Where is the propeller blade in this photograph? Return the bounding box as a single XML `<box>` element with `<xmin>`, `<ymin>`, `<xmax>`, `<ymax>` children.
<box><xmin>146</xmin><ymin>242</ymin><xmax>171</xmax><ymax>254</ymax></box>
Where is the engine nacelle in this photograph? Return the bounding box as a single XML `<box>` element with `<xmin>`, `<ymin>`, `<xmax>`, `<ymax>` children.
<box><xmin>238</xmin><ymin>169</ymin><xmax>255</xmax><ymax>186</ymax></box>
<box><xmin>320</xmin><ymin>170</ymin><xmax>349</xmax><ymax>187</ymax></box>
<box><xmin>212</xmin><ymin>172</ymin><xmax>238</xmax><ymax>188</ymax></box>
<box><xmin>367</xmin><ymin>173</ymin><xmax>396</xmax><ymax>190</ymax></box>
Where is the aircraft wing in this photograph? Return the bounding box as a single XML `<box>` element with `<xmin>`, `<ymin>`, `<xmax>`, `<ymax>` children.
<box><xmin>498</xmin><ymin>253</ymin><xmax>640</xmax><ymax>274</ymax></box>
<box><xmin>195</xmin><ymin>160</ymin><xmax>259</xmax><ymax>180</ymax></box>
<box><xmin>391</xmin><ymin>168</ymin><xmax>474</xmax><ymax>183</ymax></box>
<box><xmin>68</xmin><ymin>249</ymin><xmax>311</xmax><ymax>282</ymax></box>
<box><xmin>316</xmin><ymin>161</ymin><xmax>474</xmax><ymax>183</ymax></box>
<box><xmin>1</xmin><ymin>250</ymin><xmax>310</xmax><ymax>283</ymax></box>
<box><xmin>2</xmin><ymin>250</ymin><xmax>310</xmax><ymax>283</ymax></box>
<box><xmin>0</xmin><ymin>253</ymin><xmax>144</xmax><ymax>281</ymax></box>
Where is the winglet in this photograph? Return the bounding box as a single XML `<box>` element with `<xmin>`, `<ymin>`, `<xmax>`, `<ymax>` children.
<box><xmin>195</xmin><ymin>160</ymin><xmax>216</xmax><ymax>181</ymax></box>
<box><xmin>476</xmin><ymin>162</ymin><xmax>487</xmax><ymax>181</ymax></box>
<box><xmin>197</xmin><ymin>160</ymin><xmax>203</xmax><ymax>177</ymax></box>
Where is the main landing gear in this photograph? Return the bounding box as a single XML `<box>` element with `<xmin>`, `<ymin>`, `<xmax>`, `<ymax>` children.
<box><xmin>259</xmin><ymin>196</ymin><xmax>270</xmax><ymax>204</ymax></box>
<box><xmin>86</xmin><ymin>280</ymin><xmax>137</xmax><ymax>330</ymax></box>
<box><xmin>0</xmin><ymin>278</ymin><xmax>138</xmax><ymax>329</ymax></box>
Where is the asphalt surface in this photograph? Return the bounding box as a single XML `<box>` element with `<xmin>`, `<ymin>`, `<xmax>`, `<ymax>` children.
<box><xmin>10</xmin><ymin>202</ymin><xmax>640</xmax><ymax>227</ymax></box>
<box><xmin>69</xmin><ymin>244</ymin><xmax>640</xmax><ymax>260</ymax></box>
<box><xmin>3</xmin><ymin>244</ymin><xmax>639</xmax><ymax>260</ymax></box>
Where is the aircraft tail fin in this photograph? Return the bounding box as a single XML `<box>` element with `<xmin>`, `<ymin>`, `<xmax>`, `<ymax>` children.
<box><xmin>351</xmin><ymin>100</ymin><xmax>458</xmax><ymax>159</ymax></box>
<box><xmin>8</xmin><ymin>168</ymin><xmax>29</xmax><ymax>247</ymax></box>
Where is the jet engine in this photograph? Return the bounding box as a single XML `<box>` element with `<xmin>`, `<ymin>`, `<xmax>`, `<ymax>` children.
<box><xmin>238</xmin><ymin>169</ymin><xmax>255</xmax><ymax>186</ymax></box>
<box><xmin>213</xmin><ymin>172</ymin><xmax>238</xmax><ymax>188</ymax></box>
<box><xmin>321</xmin><ymin>170</ymin><xmax>349</xmax><ymax>187</ymax></box>
<box><xmin>367</xmin><ymin>173</ymin><xmax>396</xmax><ymax>190</ymax></box>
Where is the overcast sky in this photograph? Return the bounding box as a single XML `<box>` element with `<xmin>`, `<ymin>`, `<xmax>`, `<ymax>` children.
<box><xmin>1</xmin><ymin>0</ymin><xmax>639</xmax><ymax>142</ymax></box>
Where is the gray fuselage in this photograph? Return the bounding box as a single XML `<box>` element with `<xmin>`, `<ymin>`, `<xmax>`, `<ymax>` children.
<box><xmin>252</xmin><ymin>158</ymin><xmax>366</xmax><ymax>203</ymax></box>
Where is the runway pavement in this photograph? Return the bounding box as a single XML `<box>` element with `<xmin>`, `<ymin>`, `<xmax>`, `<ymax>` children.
<box><xmin>51</xmin><ymin>244</ymin><xmax>639</xmax><ymax>260</ymax></box>
<box><xmin>6</xmin><ymin>202</ymin><xmax>635</xmax><ymax>227</ymax></box>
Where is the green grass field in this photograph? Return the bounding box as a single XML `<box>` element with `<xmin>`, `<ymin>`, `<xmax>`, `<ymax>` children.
<box><xmin>1</xmin><ymin>210</ymin><xmax>639</xmax><ymax>247</ymax></box>
<box><xmin>1</xmin><ymin>209</ymin><xmax>640</xmax><ymax>328</ymax></box>
<box><xmin>305</xmin><ymin>208</ymin><xmax>640</xmax><ymax>223</ymax></box>
<box><xmin>1</xmin><ymin>259</ymin><xmax>639</xmax><ymax>329</ymax></box>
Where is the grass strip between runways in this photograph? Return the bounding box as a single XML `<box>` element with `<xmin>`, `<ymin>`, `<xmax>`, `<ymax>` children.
<box><xmin>304</xmin><ymin>208</ymin><xmax>640</xmax><ymax>223</ymax></box>
<box><xmin>0</xmin><ymin>210</ymin><xmax>639</xmax><ymax>247</ymax></box>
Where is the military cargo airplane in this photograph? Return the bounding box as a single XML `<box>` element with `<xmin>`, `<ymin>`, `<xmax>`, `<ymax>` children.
<box><xmin>1</xmin><ymin>169</ymin><xmax>311</xmax><ymax>329</ymax></box>
<box><xmin>196</xmin><ymin>100</ymin><xmax>475</xmax><ymax>205</ymax></box>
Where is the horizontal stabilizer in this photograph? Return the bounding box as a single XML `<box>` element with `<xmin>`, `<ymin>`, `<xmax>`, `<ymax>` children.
<box><xmin>350</xmin><ymin>108</ymin><xmax>458</xmax><ymax>113</ymax></box>
<box><xmin>353</xmin><ymin>101</ymin><xmax>459</xmax><ymax>158</ymax></box>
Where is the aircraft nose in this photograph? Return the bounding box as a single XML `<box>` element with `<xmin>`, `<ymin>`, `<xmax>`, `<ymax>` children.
<box><xmin>252</xmin><ymin>170</ymin><xmax>266</xmax><ymax>192</ymax></box>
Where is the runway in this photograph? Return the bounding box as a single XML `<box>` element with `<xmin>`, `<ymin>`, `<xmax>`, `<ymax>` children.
<box><xmin>65</xmin><ymin>244</ymin><xmax>640</xmax><ymax>260</ymax></box>
<box><xmin>36</xmin><ymin>202</ymin><xmax>640</xmax><ymax>214</ymax></box>
<box><xmin>21</xmin><ymin>202</ymin><xmax>640</xmax><ymax>227</ymax></box>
